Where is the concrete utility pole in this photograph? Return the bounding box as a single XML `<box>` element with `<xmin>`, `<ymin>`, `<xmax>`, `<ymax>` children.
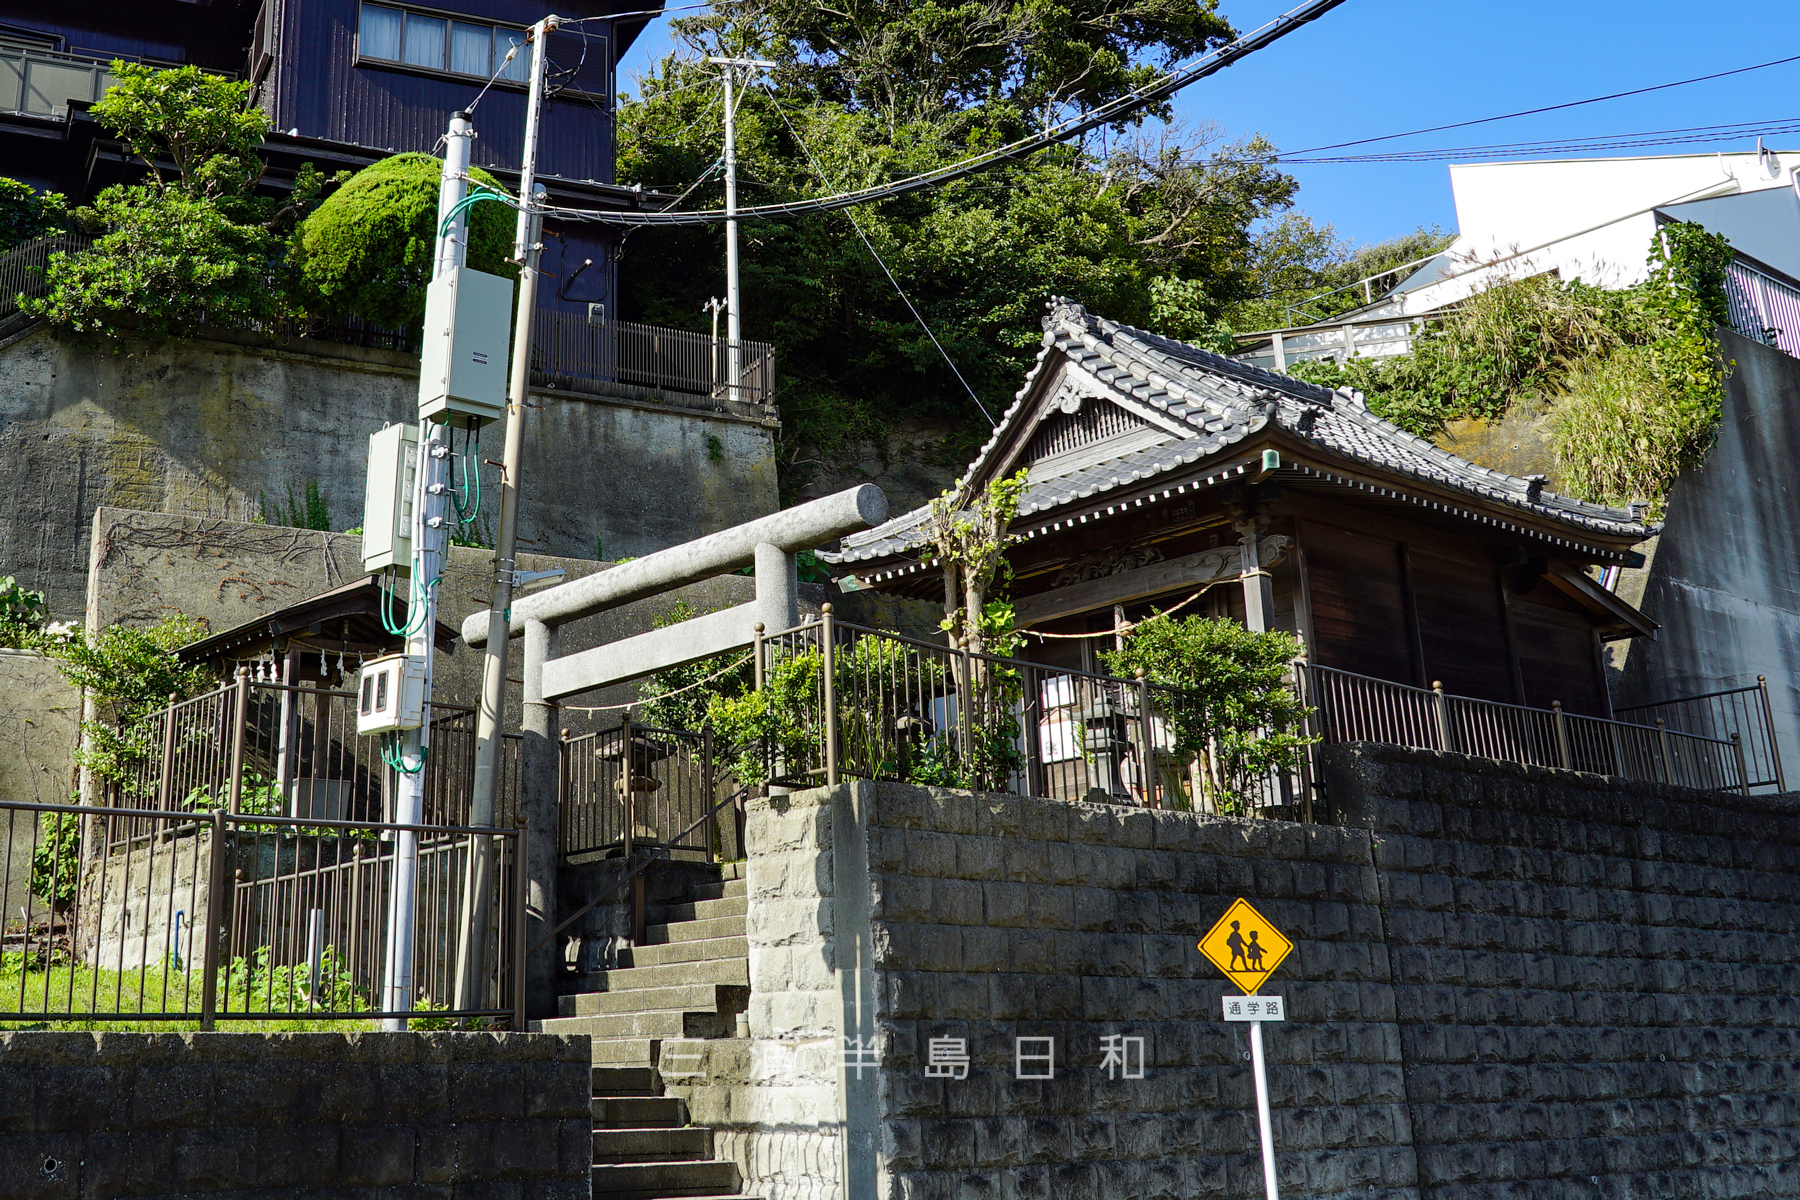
<box><xmin>381</xmin><ymin>111</ymin><xmax>471</xmax><ymax>1030</ymax></box>
<box><xmin>706</xmin><ymin>56</ymin><xmax>773</xmax><ymax>404</ymax></box>
<box><xmin>459</xmin><ymin>14</ymin><xmax>558</xmax><ymax>1014</ymax></box>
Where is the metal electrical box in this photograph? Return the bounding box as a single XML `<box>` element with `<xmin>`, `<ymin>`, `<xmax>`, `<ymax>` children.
<box><xmin>362</xmin><ymin>423</ymin><xmax>417</xmax><ymax>575</ymax></box>
<box><xmin>419</xmin><ymin>266</ymin><xmax>512</xmax><ymax>426</ymax></box>
<box><xmin>357</xmin><ymin>653</ymin><xmax>427</xmax><ymax>734</ymax></box>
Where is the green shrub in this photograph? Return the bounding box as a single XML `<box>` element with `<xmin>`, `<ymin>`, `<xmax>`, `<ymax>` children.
<box><xmin>0</xmin><ymin>178</ymin><xmax>68</xmax><ymax>251</ymax></box>
<box><xmin>294</xmin><ymin>153</ymin><xmax>517</xmax><ymax>328</ymax></box>
<box><xmin>1100</xmin><ymin>615</ymin><xmax>1312</xmax><ymax>813</ymax></box>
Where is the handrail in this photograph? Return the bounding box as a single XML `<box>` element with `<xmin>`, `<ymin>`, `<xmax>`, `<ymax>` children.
<box><xmin>530</xmin><ymin>786</ymin><xmax>750</xmax><ymax>956</ymax></box>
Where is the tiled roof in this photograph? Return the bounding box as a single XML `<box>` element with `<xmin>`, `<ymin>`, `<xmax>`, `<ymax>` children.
<box><xmin>826</xmin><ymin>299</ymin><xmax>1652</xmax><ymax>565</ymax></box>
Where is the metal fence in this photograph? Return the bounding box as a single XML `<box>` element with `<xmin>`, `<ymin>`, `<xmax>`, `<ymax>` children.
<box><xmin>0</xmin><ymin>799</ymin><xmax>524</xmax><ymax>1027</ymax></box>
<box><xmin>1615</xmin><ymin>678</ymin><xmax>1786</xmax><ymax>791</ymax></box>
<box><xmin>1725</xmin><ymin>258</ymin><xmax>1800</xmax><ymax>361</ymax></box>
<box><xmin>744</xmin><ymin>613</ymin><xmax>1310</xmax><ymax>818</ymax></box>
<box><xmin>105</xmin><ymin>677</ymin><xmax>522</xmax><ymax>839</ymax></box>
<box><xmin>0</xmin><ymin>232</ymin><xmax>94</xmax><ymax>332</ymax></box>
<box><xmin>532</xmin><ymin>310</ymin><xmax>777</xmax><ymax>405</ymax></box>
<box><xmin>559</xmin><ymin>718</ymin><xmax>735</xmax><ymax>860</ymax></box>
<box><xmin>1300</xmin><ymin>662</ymin><xmax>1754</xmax><ymax>794</ymax></box>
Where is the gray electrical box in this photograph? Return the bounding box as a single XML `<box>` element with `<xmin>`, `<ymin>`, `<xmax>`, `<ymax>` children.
<box><xmin>362</xmin><ymin>423</ymin><xmax>417</xmax><ymax>575</ymax></box>
<box><xmin>419</xmin><ymin>266</ymin><xmax>512</xmax><ymax>427</ymax></box>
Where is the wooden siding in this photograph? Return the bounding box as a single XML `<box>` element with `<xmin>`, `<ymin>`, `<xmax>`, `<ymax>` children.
<box><xmin>1301</xmin><ymin>529</ymin><xmax>1414</xmax><ymax>685</ymax></box>
<box><xmin>275</xmin><ymin>0</ymin><xmax>614</xmax><ymax>181</ymax></box>
<box><xmin>1409</xmin><ymin>549</ymin><xmax>1515</xmax><ymax>703</ymax></box>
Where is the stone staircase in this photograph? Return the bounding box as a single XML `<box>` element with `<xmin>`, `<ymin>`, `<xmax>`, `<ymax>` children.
<box><xmin>537</xmin><ymin>861</ymin><xmax>753</xmax><ymax>1199</ymax></box>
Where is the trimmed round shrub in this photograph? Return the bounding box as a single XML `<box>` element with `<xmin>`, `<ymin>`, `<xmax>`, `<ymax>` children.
<box><xmin>295</xmin><ymin>153</ymin><xmax>517</xmax><ymax>328</ymax></box>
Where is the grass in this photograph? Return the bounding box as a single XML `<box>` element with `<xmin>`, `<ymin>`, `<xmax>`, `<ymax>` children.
<box><xmin>0</xmin><ymin>958</ymin><xmax>384</xmax><ymax>1033</ymax></box>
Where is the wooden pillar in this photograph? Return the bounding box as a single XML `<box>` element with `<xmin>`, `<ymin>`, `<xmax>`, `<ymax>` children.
<box><xmin>1236</xmin><ymin>523</ymin><xmax>1275</xmax><ymax>634</ymax></box>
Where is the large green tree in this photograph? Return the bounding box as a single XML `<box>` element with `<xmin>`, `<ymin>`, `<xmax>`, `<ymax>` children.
<box><xmin>28</xmin><ymin>62</ymin><xmax>336</xmax><ymax>341</ymax></box>
<box><xmin>619</xmin><ymin>0</ymin><xmax>1336</xmax><ymax>490</ymax></box>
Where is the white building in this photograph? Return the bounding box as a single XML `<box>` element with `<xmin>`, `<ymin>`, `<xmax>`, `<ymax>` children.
<box><xmin>1237</xmin><ymin>149</ymin><xmax>1800</xmax><ymax>371</ymax></box>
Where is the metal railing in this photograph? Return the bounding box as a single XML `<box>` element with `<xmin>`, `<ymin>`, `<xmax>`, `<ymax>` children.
<box><xmin>0</xmin><ymin>798</ymin><xmax>524</xmax><ymax>1027</ymax></box>
<box><xmin>1300</xmin><ymin>662</ymin><xmax>1755</xmax><ymax>794</ymax></box>
<box><xmin>1232</xmin><ymin>313</ymin><xmax>1427</xmax><ymax>374</ymax></box>
<box><xmin>737</xmin><ymin>612</ymin><xmax>1311</xmax><ymax>818</ymax></box>
<box><xmin>107</xmin><ymin>676</ymin><xmax>522</xmax><ymax>839</ymax></box>
<box><xmin>1724</xmin><ymin>258</ymin><xmax>1800</xmax><ymax>361</ymax></box>
<box><xmin>1615</xmin><ymin>678</ymin><xmax>1786</xmax><ymax>791</ymax></box>
<box><xmin>559</xmin><ymin>716</ymin><xmax>736</xmax><ymax>860</ymax></box>
<box><xmin>0</xmin><ymin>42</ymin><xmax>117</xmax><ymax>118</ymax></box>
<box><xmin>0</xmin><ymin>232</ymin><xmax>94</xmax><ymax>329</ymax></box>
<box><xmin>532</xmin><ymin>310</ymin><xmax>777</xmax><ymax>405</ymax></box>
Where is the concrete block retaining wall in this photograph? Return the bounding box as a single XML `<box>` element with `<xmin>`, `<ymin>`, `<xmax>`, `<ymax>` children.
<box><xmin>0</xmin><ymin>1031</ymin><xmax>591</xmax><ymax>1200</ymax></box>
<box><xmin>675</xmin><ymin>744</ymin><xmax>1800</xmax><ymax>1200</ymax></box>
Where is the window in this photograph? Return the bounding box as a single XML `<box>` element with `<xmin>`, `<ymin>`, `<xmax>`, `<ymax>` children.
<box><xmin>357</xmin><ymin>3</ymin><xmax>529</xmax><ymax>83</ymax></box>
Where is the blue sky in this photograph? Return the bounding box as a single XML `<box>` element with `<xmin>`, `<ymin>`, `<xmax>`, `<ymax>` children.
<box><xmin>616</xmin><ymin>0</ymin><xmax>1800</xmax><ymax>249</ymax></box>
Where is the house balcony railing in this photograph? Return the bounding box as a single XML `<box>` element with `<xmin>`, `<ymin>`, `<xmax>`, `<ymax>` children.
<box><xmin>0</xmin><ymin>39</ymin><xmax>221</xmax><ymax>120</ymax></box>
<box><xmin>531</xmin><ymin>309</ymin><xmax>777</xmax><ymax>407</ymax></box>
<box><xmin>1724</xmin><ymin>257</ymin><xmax>1800</xmax><ymax>360</ymax></box>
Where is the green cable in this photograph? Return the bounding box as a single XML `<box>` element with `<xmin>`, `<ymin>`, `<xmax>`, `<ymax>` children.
<box><xmin>382</xmin><ymin>734</ymin><xmax>426</xmax><ymax>776</ymax></box>
<box><xmin>437</xmin><ymin>187</ymin><xmax>513</xmax><ymax>237</ymax></box>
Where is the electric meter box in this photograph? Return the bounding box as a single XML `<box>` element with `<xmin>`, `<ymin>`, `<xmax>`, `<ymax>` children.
<box><xmin>357</xmin><ymin>653</ymin><xmax>427</xmax><ymax>734</ymax></box>
<box><xmin>419</xmin><ymin>266</ymin><xmax>512</xmax><ymax>426</ymax></box>
<box><xmin>361</xmin><ymin>423</ymin><xmax>418</xmax><ymax>575</ymax></box>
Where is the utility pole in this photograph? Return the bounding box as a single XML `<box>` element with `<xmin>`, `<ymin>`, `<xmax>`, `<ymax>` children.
<box><xmin>703</xmin><ymin>296</ymin><xmax>725</xmax><ymax>394</ymax></box>
<box><xmin>706</xmin><ymin>56</ymin><xmax>773</xmax><ymax>405</ymax></box>
<box><xmin>381</xmin><ymin>111</ymin><xmax>471</xmax><ymax>1030</ymax></box>
<box><xmin>458</xmin><ymin>13</ymin><xmax>558</xmax><ymax>1015</ymax></box>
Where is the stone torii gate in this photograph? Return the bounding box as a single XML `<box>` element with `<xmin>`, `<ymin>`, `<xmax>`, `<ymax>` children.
<box><xmin>462</xmin><ymin>484</ymin><xmax>889</xmax><ymax>1012</ymax></box>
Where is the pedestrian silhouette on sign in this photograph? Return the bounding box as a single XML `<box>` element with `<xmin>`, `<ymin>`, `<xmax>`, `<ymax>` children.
<box><xmin>1246</xmin><ymin>932</ymin><xmax>1265</xmax><ymax>971</ymax></box>
<box><xmin>1226</xmin><ymin>921</ymin><xmax>1247</xmax><ymax>971</ymax></box>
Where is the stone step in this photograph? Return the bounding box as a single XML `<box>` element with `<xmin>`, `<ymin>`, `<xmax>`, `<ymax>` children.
<box><xmin>718</xmin><ymin>860</ymin><xmax>745</xmax><ymax>882</ymax></box>
<box><xmin>592</xmin><ymin>1127</ymin><xmax>713</xmax><ymax>1162</ymax></box>
<box><xmin>576</xmin><ymin>957</ymin><xmax>750</xmax><ymax>998</ymax></box>
<box><xmin>591</xmin><ymin>1160</ymin><xmax>742</xmax><ymax>1199</ymax></box>
<box><xmin>688</xmin><ymin>877</ymin><xmax>747</xmax><ymax>903</ymax></box>
<box><xmin>647</xmin><ymin>894</ymin><xmax>747</xmax><ymax>925</ymax></box>
<box><xmin>593</xmin><ymin>1095</ymin><xmax>686</xmax><ymax>1128</ymax></box>
<box><xmin>588</xmin><ymin>1038</ymin><xmax>660</xmax><ymax>1066</ymax></box>
<box><xmin>623</xmin><ymin>935</ymin><xmax>748</xmax><ymax>969</ymax></box>
<box><xmin>536</xmin><ymin>1009</ymin><xmax>732</xmax><ymax>1041</ymax></box>
<box><xmin>592</xmin><ymin>1066</ymin><xmax>658</xmax><ymax>1096</ymax></box>
<box><xmin>645</xmin><ymin>915</ymin><xmax>746</xmax><ymax>945</ymax></box>
<box><xmin>559</xmin><ymin>983</ymin><xmax>748</xmax><ymax>1019</ymax></box>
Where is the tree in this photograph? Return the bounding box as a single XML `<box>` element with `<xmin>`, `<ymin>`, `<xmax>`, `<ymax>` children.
<box><xmin>41</xmin><ymin>615</ymin><xmax>212</xmax><ymax>795</ymax></box>
<box><xmin>294</xmin><ymin>153</ymin><xmax>518</xmax><ymax>328</ymax></box>
<box><xmin>617</xmin><ymin>3</ymin><xmax>1320</xmax><ymax>494</ymax></box>
<box><xmin>91</xmin><ymin>62</ymin><xmax>270</xmax><ymax>199</ymax></box>
<box><xmin>25</xmin><ymin>62</ymin><xmax>331</xmax><ymax>341</ymax></box>
<box><xmin>1099</xmin><ymin>614</ymin><xmax>1312</xmax><ymax>812</ymax></box>
<box><xmin>0</xmin><ymin>179</ymin><xmax>68</xmax><ymax>252</ymax></box>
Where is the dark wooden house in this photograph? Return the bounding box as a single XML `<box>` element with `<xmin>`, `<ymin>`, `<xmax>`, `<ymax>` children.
<box><xmin>0</xmin><ymin>0</ymin><xmax>663</xmax><ymax>320</ymax></box>
<box><xmin>826</xmin><ymin>299</ymin><xmax>1658</xmax><ymax>718</ymax></box>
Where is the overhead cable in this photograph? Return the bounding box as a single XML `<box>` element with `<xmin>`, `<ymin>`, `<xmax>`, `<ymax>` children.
<box><xmin>762</xmin><ymin>84</ymin><xmax>998</xmax><ymax>426</ymax></box>
<box><xmin>534</xmin><ymin>0</ymin><xmax>1352</xmax><ymax>227</ymax></box>
<box><xmin>1286</xmin><ymin>52</ymin><xmax>1800</xmax><ymax>156</ymax></box>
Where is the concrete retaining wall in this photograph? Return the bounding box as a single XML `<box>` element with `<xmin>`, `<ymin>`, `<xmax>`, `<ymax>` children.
<box><xmin>0</xmin><ymin>649</ymin><xmax>79</xmax><ymax>920</ymax></box>
<box><xmin>1614</xmin><ymin>328</ymin><xmax>1800</xmax><ymax>786</ymax></box>
<box><xmin>0</xmin><ymin>324</ymin><xmax>779</xmax><ymax>618</ymax></box>
<box><xmin>0</xmin><ymin>1030</ymin><xmax>591</xmax><ymax>1200</ymax></box>
<box><xmin>685</xmin><ymin>745</ymin><xmax>1800</xmax><ymax>1200</ymax></box>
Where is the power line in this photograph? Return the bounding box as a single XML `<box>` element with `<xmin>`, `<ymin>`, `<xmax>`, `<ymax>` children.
<box><xmin>533</xmin><ymin>0</ymin><xmax>1352</xmax><ymax>227</ymax></box>
<box><xmin>1286</xmin><ymin>52</ymin><xmax>1800</xmax><ymax>156</ymax></box>
<box><xmin>1285</xmin><ymin>118</ymin><xmax>1800</xmax><ymax>164</ymax></box>
<box><xmin>762</xmin><ymin>85</ymin><xmax>998</xmax><ymax>426</ymax></box>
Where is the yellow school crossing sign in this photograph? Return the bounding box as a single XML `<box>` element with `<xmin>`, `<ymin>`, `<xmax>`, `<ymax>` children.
<box><xmin>1199</xmin><ymin>898</ymin><xmax>1292</xmax><ymax>995</ymax></box>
